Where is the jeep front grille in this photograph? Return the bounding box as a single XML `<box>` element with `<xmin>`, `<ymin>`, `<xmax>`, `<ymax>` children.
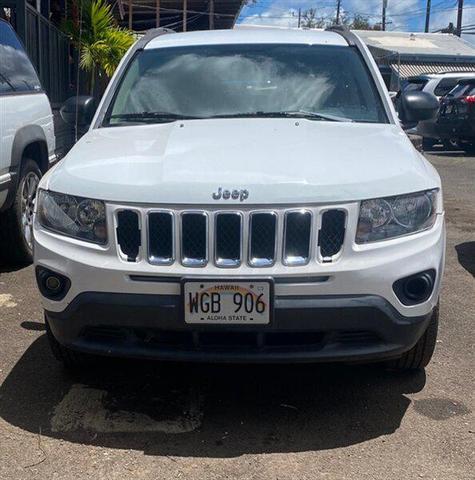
<box><xmin>116</xmin><ymin>210</ymin><xmax>141</xmax><ymax>262</ymax></box>
<box><xmin>115</xmin><ymin>206</ymin><xmax>347</xmax><ymax>266</ymax></box>
<box><xmin>319</xmin><ymin>210</ymin><xmax>346</xmax><ymax>260</ymax></box>
<box><xmin>249</xmin><ymin>212</ymin><xmax>277</xmax><ymax>267</ymax></box>
<box><xmin>215</xmin><ymin>212</ymin><xmax>242</xmax><ymax>267</ymax></box>
<box><xmin>148</xmin><ymin>211</ymin><xmax>174</xmax><ymax>265</ymax></box>
<box><xmin>283</xmin><ymin>210</ymin><xmax>312</xmax><ymax>266</ymax></box>
<box><xmin>181</xmin><ymin>212</ymin><xmax>208</xmax><ymax>267</ymax></box>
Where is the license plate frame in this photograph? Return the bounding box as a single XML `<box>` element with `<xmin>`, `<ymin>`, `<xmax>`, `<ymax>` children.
<box><xmin>181</xmin><ymin>278</ymin><xmax>274</xmax><ymax>326</ymax></box>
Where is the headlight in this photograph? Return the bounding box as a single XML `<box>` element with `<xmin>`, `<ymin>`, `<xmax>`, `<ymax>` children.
<box><xmin>356</xmin><ymin>190</ymin><xmax>438</xmax><ymax>243</ymax></box>
<box><xmin>37</xmin><ymin>190</ymin><xmax>107</xmax><ymax>244</ymax></box>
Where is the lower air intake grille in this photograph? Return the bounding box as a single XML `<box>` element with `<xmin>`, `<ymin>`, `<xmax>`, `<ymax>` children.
<box><xmin>116</xmin><ymin>210</ymin><xmax>141</xmax><ymax>262</ymax></box>
<box><xmin>319</xmin><ymin>210</ymin><xmax>346</xmax><ymax>259</ymax></box>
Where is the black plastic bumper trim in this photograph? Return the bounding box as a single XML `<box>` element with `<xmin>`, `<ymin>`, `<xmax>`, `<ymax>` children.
<box><xmin>45</xmin><ymin>292</ymin><xmax>433</xmax><ymax>364</ymax></box>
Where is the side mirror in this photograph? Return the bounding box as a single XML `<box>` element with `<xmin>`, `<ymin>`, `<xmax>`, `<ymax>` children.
<box><xmin>398</xmin><ymin>91</ymin><xmax>439</xmax><ymax>128</ymax></box>
<box><xmin>60</xmin><ymin>96</ymin><xmax>95</xmax><ymax>127</ymax></box>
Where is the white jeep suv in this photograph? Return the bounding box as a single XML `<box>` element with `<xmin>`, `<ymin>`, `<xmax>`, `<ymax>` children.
<box><xmin>0</xmin><ymin>19</ymin><xmax>56</xmax><ymax>263</ymax></box>
<box><xmin>34</xmin><ymin>27</ymin><xmax>445</xmax><ymax>371</ymax></box>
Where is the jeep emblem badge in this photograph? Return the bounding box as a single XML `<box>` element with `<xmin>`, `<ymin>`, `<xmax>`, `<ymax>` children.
<box><xmin>212</xmin><ymin>187</ymin><xmax>249</xmax><ymax>202</ymax></box>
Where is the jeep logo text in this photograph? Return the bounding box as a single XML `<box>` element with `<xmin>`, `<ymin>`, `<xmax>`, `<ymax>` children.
<box><xmin>212</xmin><ymin>187</ymin><xmax>249</xmax><ymax>202</ymax></box>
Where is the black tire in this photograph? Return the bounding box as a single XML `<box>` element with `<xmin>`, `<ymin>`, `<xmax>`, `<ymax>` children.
<box><xmin>463</xmin><ymin>142</ymin><xmax>475</xmax><ymax>155</ymax></box>
<box><xmin>46</xmin><ymin>316</ymin><xmax>93</xmax><ymax>371</ymax></box>
<box><xmin>386</xmin><ymin>304</ymin><xmax>439</xmax><ymax>371</ymax></box>
<box><xmin>0</xmin><ymin>158</ymin><xmax>42</xmax><ymax>265</ymax></box>
<box><xmin>422</xmin><ymin>137</ymin><xmax>436</xmax><ymax>150</ymax></box>
<box><xmin>442</xmin><ymin>138</ymin><xmax>460</xmax><ymax>151</ymax></box>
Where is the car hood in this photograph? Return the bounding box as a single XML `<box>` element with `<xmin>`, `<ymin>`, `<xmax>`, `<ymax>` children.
<box><xmin>44</xmin><ymin>119</ymin><xmax>439</xmax><ymax>205</ymax></box>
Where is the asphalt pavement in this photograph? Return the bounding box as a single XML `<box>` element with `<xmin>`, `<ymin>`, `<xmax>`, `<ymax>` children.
<box><xmin>0</xmin><ymin>151</ymin><xmax>473</xmax><ymax>480</ymax></box>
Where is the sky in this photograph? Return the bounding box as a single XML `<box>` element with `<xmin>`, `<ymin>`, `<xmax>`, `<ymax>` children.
<box><xmin>237</xmin><ymin>0</ymin><xmax>475</xmax><ymax>44</ymax></box>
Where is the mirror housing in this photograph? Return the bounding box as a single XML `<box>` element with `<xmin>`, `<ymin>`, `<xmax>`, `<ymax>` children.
<box><xmin>398</xmin><ymin>91</ymin><xmax>439</xmax><ymax>128</ymax></box>
<box><xmin>60</xmin><ymin>96</ymin><xmax>95</xmax><ymax>127</ymax></box>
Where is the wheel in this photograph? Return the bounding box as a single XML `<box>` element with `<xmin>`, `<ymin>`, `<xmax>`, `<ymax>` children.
<box><xmin>422</xmin><ymin>137</ymin><xmax>436</xmax><ymax>150</ymax></box>
<box><xmin>442</xmin><ymin>138</ymin><xmax>459</xmax><ymax>151</ymax></box>
<box><xmin>463</xmin><ymin>142</ymin><xmax>475</xmax><ymax>154</ymax></box>
<box><xmin>0</xmin><ymin>158</ymin><xmax>41</xmax><ymax>265</ymax></box>
<box><xmin>46</xmin><ymin>316</ymin><xmax>93</xmax><ymax>371</ymax></box>
<box><xmin>386</xmin><ymin>304</ymin><xmax>439</xmax><ymax>371</ymax></box>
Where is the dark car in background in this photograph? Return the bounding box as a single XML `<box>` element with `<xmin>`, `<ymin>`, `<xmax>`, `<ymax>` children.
<box><xmin>401</xmin><ymin>72</ymin><xmax>475</xmax><ymax>150</ymax></box>
<box><xmin>437</xmin><ymin>79</ymin><xmax>475</xmax><ymax>153</ymax></box>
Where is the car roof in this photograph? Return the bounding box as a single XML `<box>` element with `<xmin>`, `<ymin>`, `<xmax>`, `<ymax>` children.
<box><xmin>407</xmin><ymin>72</ymin><xmax>475</xmax><ymax>82</ymax></box>
<box><xmin>145</xmin><ymin>28</ymin><xmax>348</xmax><ymax>50</ymax></box>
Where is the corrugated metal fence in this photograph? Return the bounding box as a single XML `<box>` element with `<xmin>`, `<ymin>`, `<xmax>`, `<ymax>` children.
<box><xmin>24</xmin><ymin>4</ymin><xmax>72</xmax><ymax>105</ymax></box>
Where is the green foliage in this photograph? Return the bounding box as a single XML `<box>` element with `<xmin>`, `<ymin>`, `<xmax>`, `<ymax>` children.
<box><xmin>62</xmin><ymin>0</ymin><xmax>134</xmax><ymax>92</ymax></box>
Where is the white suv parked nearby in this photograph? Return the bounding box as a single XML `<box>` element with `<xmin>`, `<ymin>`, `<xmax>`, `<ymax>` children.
<box><xmin>0</xmin><ymin>19</ymin><xmax>55</xmax><ymax>263</ymax></box>
<box><xmin>34</xmin><ymin>27</ymin><xmax>445</xmax><ymax>371</ymax></box>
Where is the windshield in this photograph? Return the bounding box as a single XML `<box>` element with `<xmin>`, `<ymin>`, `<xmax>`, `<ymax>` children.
<box><xmin>104</xmin><ymin>43</ymin><xmax>388</xmax><ymax>126</ymax></box>
<box><xmin>401</xmin><ymin>78</ymin><xmax>428</xmax><ymax>93</ymax></box>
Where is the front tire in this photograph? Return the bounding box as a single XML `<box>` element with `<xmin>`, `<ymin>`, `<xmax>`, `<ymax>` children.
<box><xmin>0</xmin><ymin>158</ymin><xmax>41</xmax><ymax>265</ymax></box>
<box><xmin>422</xmin><ymin>137</ymin><xmax>436</xmax><ymax>150</ymax></box>
<box><xmin>386</xmin><ymin>304</ymin><xmax>439</xmax><ymax>371</ymax></box>
<box><xmin>442</xmin><ymin>138</ymin><xmax>460</xmax><ymax>151</ymax></box>
<box><xmin>46</xmin><ymin>317</ymin><xmax>93</xmax><ymax>371</ymax></box>
<box><xmin>463</xmin><ymin>142</ymin><xmax>475</xmax><ymax>154</ymax></box>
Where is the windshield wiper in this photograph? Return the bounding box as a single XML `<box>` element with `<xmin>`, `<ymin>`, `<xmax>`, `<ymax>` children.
<box><xmin>0</xmin><ymin>72</ymin><xmax>16</xmax><ymax>91</ymax></box>
<box><xmin>208</xmin><ymin>110</ymin><xmax>353</xmax><ymax>122</ymax></box>
<box><xmin>108</xmin><ymin>112</ymin><xmax>203</xmax><ymax>123</ymax></box>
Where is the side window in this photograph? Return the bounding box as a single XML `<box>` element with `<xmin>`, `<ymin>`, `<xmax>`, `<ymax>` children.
<box><xmin>466</xmin><ymin>85</ymin><xmax>475</xmax><ymax>96</ymax></box>
<box><xmin>402</xmin><ymin>79</ymin><xmax>427</xmax><ymax>92</ymax></box>
<box><xmin>0</xmin><ymin>20</ymin><xmax>42</xmax><ymax>94</ymax></box>
<box><xmin>434</xmin><ymin>78</ymin><xmax>460</xmax><ymax>97</ymax></box>
<box><xmin>449</xmin><ymin>83</ymin><xmax>472</xmax><ymax>98</ymax></box>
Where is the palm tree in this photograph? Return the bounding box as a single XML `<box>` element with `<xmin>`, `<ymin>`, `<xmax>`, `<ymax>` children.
<box><xmin>63</xmin><ymin>0</ymin><xmax>135</xmax><ymax>95</ymax></box>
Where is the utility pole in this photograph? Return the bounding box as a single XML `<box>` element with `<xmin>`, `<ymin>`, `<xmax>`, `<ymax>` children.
<box><xmin>298</xmin><ymin>7</ymin><xmax>301</xmax><ymax>28</ymax></box>
<box><xmin>183</xmin><ymin>0</ymin><xmax>187</xmax><ymax>32</ymax></box>
<box><xmin>128</xmin><ymin>0</ymin><xmax>133</xmax><ymax>30</ymax></box>
<box><xmin>209</xmin><ymin>0</ymin><xmax>214</xmax><ymax>29</ymax></box>
<box><xmin>156</xmin><ymin>0</ymin><xmax>160</xmax><ymax>27</ymax></box>
<box><xmin>382</xmin><ymin>0</ymin><xmax>387</xmax><ymax>31</ymax></box>
<box><xmin>424</xmin><ymin>0</ymin><xmax>431</xmax><ymax>33</ymax></box>
<box><xmin>456</xmin><ymin>0</ymin><xmax>464</xmax><ymax>37</ymax></box>
<box><xmin>336</xmin><ymin>0</ymin><xmax>341</xmax><ymax>25</ymax></box>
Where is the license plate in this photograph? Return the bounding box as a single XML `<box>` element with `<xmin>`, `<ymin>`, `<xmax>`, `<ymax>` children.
<box><xmin>183</xmin><ymin>280</ymin><xmax>272</xmax><ymax>325</ymax></box>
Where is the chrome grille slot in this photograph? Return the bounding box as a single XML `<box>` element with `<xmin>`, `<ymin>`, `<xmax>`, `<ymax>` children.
<box><xmin>283</xmin><ymin>211</ymin><xmax>312</xmax><ymax>266</ymax></box>
<box><xmin>116</xmin><ymin>210</ymin><xmax>141</xmax><ymax>262</ymax></box>
<box><xmin>215</xmin><ymin>213</ymin><xmax>242</xmax><ymax>268</ymax></box>
<box><xmin>249</xmin><ymin>212</ymin><xmax>277</xmax><ymax>267</ymax></box>
<box><xmin>148</xmin><ymin>212</ymin><xmax>174</xmax><ymax>265</ymax></box>
<box><xmin>181</xmin><ymin>212</ymin><xmax>208</xmax><ymax>267</ymax></box>
<box><xmin>319</xmin><ymin>210</ymin><xmax>346</xmax><ymax>260</ymax></box>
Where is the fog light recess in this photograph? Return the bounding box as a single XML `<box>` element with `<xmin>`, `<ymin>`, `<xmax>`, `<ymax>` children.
<box><xmin>35</xmin><ymin>267</ymin><xmax>71</xmax><ymax>301</ymax></box>
<box><xmin>393</xmin><ymin>269</ymin><xmax>436</xmax><ymax>306</ymax></box>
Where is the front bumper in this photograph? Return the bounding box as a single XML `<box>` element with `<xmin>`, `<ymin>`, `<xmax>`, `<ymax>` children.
<box><xmin>35</xmin><ymin>206</ymin><xmax>445</xmax><ymax>363</ymax></box>
<box><xmin>45</xmin><ymin>292</ymin><xmax>433</xmax><ymax>363</ymax></box>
